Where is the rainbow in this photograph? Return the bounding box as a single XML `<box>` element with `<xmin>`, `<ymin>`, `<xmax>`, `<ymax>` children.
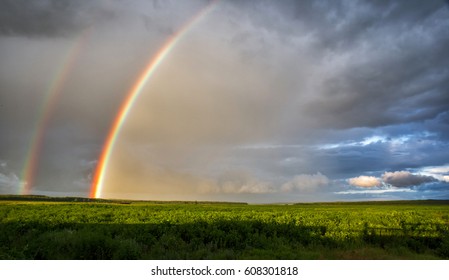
<box><xmin>19</xmin><ymin>29</ymin><xmax>91</xmax><ymax>195</ymax></box>
<box><xmin>90</xmin><ymin>1</ymin><xmax>218</xmax><ymax>198</ymax></box>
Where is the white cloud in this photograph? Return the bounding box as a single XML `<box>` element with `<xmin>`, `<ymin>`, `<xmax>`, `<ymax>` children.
<box><xmin>419</xmin><ymin>165</ymin><xmax>449</xmax><ymax>182</ymax></box>
<box><xmin>360</xmin><ymin>136</ymin><xmax>388</xmax><ymax>146</ymax></box>
<box><xmin>281</xmin><ymin>172</ymin><xmax>329</xmax><ymax>192</ymax></box>
<box><xmin>348</xmin><ymin>175</ymin><xmax>382</xmax><ymax>188</ymax></box>
<box><xmin>423</xmin><ymin>165</ymin><xmax>449</xmax><ymax>174</ymax></box>
<box><xmin>316</xmin><ymin>135</ymin><xmax>388</xmax><ymax>150</ymax></box>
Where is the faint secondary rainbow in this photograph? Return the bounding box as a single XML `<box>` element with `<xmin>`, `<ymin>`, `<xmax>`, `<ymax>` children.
<box><xmin>19</xmin><ymin>29</ymin><xmax>91</xmax><ymax>195</ymax></box>
<box><xmin>90</xmin><ymin>1</ymin><xmax>218</xmax><ymax>198</ymax></box>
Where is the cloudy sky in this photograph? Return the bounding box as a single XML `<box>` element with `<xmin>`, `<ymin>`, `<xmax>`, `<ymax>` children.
<box><xmin>1</xmin><ymin>0</ymin><xmax>449</xmax><ymax>203</ymax></box>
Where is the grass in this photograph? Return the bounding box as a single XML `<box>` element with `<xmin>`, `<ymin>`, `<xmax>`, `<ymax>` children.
<box><xmin>0</xmin><ymin>196</ymin><xmax>448</xmax><ymax>259</ymax></box>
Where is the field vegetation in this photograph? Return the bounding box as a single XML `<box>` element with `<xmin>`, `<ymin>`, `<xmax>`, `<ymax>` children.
<box><xmin>1</xmin><ymin>196</ymin><xmax>448</xmax><ymax>259</ymax></box>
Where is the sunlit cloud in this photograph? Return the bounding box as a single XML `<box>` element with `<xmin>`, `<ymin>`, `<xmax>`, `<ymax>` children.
<box><xmin>348</xmin><ymin>176</ymin><xmax>382</xmax><ymax>188</ymax></box>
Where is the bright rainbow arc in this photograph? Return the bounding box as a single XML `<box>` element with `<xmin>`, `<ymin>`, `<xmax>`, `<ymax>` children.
<box><xmin>20</xmin><ymin>29</ymin><xmax>91</xmax><ymax>195</ymax></box>
<box><xmin>90</xmin><ymin>1</ymin><xmax>218</xmax><ymax>198</ymax></box>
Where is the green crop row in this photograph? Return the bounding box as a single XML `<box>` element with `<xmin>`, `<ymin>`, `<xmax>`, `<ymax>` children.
<box><xmin>1</xmin><ymin>201</ymin><xmax>448</xmax><ymax>259</ymax></box>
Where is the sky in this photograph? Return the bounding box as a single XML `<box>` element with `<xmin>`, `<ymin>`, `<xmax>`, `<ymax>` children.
<box><xmin>1</xmin><ymin>0</ymin><xmax>449</xmax><ymax>203</ymax></box>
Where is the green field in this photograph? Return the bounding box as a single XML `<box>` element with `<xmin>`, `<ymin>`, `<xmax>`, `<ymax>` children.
<box><xmin>1</xmin><ymin>196</ymin><xmax>449</xmax><ymax>259</ymax></box>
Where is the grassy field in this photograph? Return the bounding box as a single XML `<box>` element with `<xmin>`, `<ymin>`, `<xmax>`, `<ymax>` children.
<box><xmin>1</xmin><ymin>196</ymin><xmax>448</xmax><ymax>259</ymax></box>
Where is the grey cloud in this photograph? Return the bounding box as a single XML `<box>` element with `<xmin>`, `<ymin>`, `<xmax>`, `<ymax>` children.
<box><xmin>382</xmin><ymin>171</ymin><xmax>437</xmax><ymax>187</ymax></box>
<box><xmin>1</xmin><ymin>0</ymin><xmax>449</xmax><ymax>201</ymax></box>
<box><xmin>225</xmin><ymin>0</ymin><xmax>449</xmax><ymax>137</ymax></box>
<box><xmin>309</xmin><ymin>40</ymin><xmax>449</xmax><ymax>130</ymax></box>
<box><xmin>0</xmin><ymin>161</ymin><xmax>22</xmax><ymax>193</ymax></box>
<box><xmin>414</xmin><ymin>180</ymin><xmax>448</xmax><ymax>190</ymax></box>
<box><xmin>0</xmin><ymin>0</ymin><xmax>117</xmax><ymax>37</ymax></box>
<box><xmin>297</xmin><ymin>2</ymin><xmax>449</xmax><ymax>130</ymax></box>
<box><xmin>0</xmin><ymin>172</ymin><xmax>20</xmax><ymax>193</ymax></box>
<box><xmin>425</xmin><ymin>111</ymin><xmax>449</xmax><ymax>141</ymax></box>
<box><xmin>313</xmin><ymin>123</ymin><xmax>449</xmax><ymax>179</ymax></box>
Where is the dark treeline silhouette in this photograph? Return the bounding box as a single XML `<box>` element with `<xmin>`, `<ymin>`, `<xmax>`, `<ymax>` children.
<box><xmin>0</xmin><ymin>195</ymin><xmax>247</xmax><ymax>205</ymax></box>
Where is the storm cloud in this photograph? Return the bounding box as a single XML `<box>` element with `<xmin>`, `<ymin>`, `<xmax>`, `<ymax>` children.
<box><xmin>1</xmin><ymin>0</ymin><xmax>449</xmax><ymax>202</ymax></box>
<box><xmin>0</xmin><ymin>0</ymin><xmax>116</xmax><ymax>37</ymax></box>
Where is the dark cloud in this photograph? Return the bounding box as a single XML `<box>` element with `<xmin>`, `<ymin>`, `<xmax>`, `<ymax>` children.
<box><xmin>425</xmin><ymin>111</ymin><xmax>449</xmax><ymax>141</ymax></box>
<box><xmin>382</xmin><ymin>171</ymin><xmax>437</xmax><ymax>187</ymax></box>
<box><xmin>0</xmin><ymin>0</ymin><xmax>117</xmax><ymax>37</ymax></box>
<box><xmin>1</xmin><ymin>0</ymin><xmax>449</xmax><ymax>201</ymax></box>
<box><xmin>307</xmin><ymin>38</ymin><xmax>449</xmax><ymax>130</ymax></box>
<box><xmin>414</xmin><ymin>181</ymin><xmax>449</xmax><ymax>192</ymax></box>
<box><xmin>222</xmin><ymin>0</ymin><xmax>449</xmax><ymax>144</ymax></box>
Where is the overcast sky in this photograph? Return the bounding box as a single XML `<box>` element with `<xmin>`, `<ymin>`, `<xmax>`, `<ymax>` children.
<box><xmin>1</xmin><ymin>0</ymin><xmax>449</xmax><ymax>203</ymax></box>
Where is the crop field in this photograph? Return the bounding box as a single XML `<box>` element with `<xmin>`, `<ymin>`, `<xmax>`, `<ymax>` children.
<box><xmin>1</xmin><ymin>196</ymin><xmax>449</xmax><ymax>259</ymax></box>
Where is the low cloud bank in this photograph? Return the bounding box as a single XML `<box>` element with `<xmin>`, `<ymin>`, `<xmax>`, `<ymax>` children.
<box><xmin>348</xmin><ymin>170</ymin><xmax>439</xmax><ymax>188</ymax></box>
<box><xmin>282</xmin><ymin>172</ymin><xmax>329</xmax><ymax>192</ymax></box>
